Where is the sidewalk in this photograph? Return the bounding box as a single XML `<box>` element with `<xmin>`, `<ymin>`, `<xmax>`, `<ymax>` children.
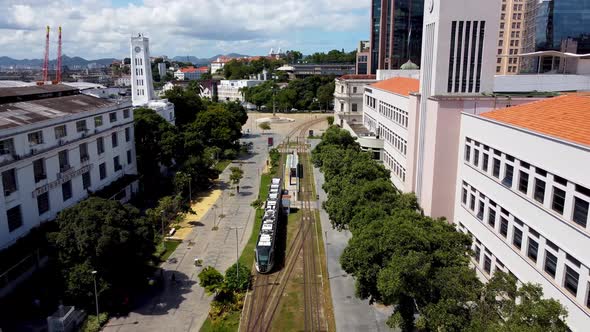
<box><xmin>310</xmin><ymin>141</ymin><xmax>394</xmax><ymax>332</ymax></box>
<box><xmin>103</xmin><ymin>134</ymin><xmax>270</xmax><ymax>332</ymax></box>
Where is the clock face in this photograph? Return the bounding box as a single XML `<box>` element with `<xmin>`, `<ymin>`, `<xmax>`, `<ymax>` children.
<box><xmin>134</xmin><ymin>46</ymin><xmax>141</xmax><ymax>53</ymax></box>
<box><xmin>429</xmin><ymin>0</ymin><xmax>434</xmax><ymax>13</ymax></box>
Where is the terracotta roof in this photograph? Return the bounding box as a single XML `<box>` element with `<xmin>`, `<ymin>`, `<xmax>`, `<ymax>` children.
<box><xmin>480</xmin><ymin>95</ymin><xmax>590</xmax><ymax>147</ymax></box>
<box><xmin>338</xmin><ymin>74</ymin><xmax>376</xmax><ymax>80</ymax></box>
<box><xmin>369</xmin><ymin>77</ymin><xmax>419</xmax><ymax>96</ymax></box>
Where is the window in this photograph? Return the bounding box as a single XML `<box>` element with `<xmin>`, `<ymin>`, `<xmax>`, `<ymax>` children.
<box><xmin>482</xmin><ymin>154</ymin><xmax>489</xmax><ymax>172</ymax></box>
<box><xmin>125</xmin><ymin>127</ymin><xmax>131</xmax><ymax>142</ymax></box>
<box><xmin>33</xmin><ymin>159</ymin><xmax>46</xmax><ymax>182</ymax></box>
<box><xmin>97</xmin><ymin>137</ymin><xmax>105</xmax><ymax>154</ymax></box>
<box><xmin>502</xmin><ymin>164</ymin><xmax>514</xmax><ymax>187</ymax></box>
<box><xmin>465</xmin><ymin>145</ymin><xmax>471</xmax><ymax>162</ymax></box>
<box><xmin>352</xmin><ymin>103</ymin><xmax>358</xmax><ymax>112</ymax></box>
<box><xmin>111</xmin><ymin>132</ymin><xmax>118</xmax><ymax>148</ymax></box>
<box><xmin>2</xmin><ymin>169</ymin><xmax>17</xmax><ymax>196</ymax></box>
<box><xmin>37</xmin><ymin>192</ymin><xmax>50</xmax><ymax>215</ymax></box>
<box><xmin>527</xmin><ymin>238</ymin><xmax>538</xmax><ymax>262</ymax></box>
<box><xmin>554</xmin><ymin>175</ymin><xmax>567</xmax><ymax>186</ymax></box>
<box><xmin>473</xmin><ymin>245</ymin><xmax>481</xmax><ymax>263</ymax></box>
<box><xmin>564</xmin><ymin>266</ymin><xmax>579</xmax><ymax>296</ymax></box>
<box><xmin>474</xmin><ymin>149</ymin><xmax>480</xmax><ymax>167</ymax></box>
<box><xmin>79</xmin><ymin>143</ymin><xmax>89</xmax><ymax>162</ymax></box>
<box><xmin>573</xmin><ymin>197</ymin><xmax>589</xmax><ymax>227</ymax></box>
<box><xmin>470</xmin><ymin>194</ymin><xmax>476</xmax><ymax>211</ymax></box>
<box><xmin>488</xmin><ymin>208</ymin><xmax>496</xmax><ymax>228</ymax></box>
<box><xmin>518</xmin><ymin>171</ymin><xmax>529</xmax><ymax>194</ymax></box>
<box><xmin>0</xmin><ymin>138</ymin><xmax>14</xmax><ymax>155</ymax></box>
<box><xmin>534</xmin><ymin>179</ymin><xmax>546</xmax><ymax>203</ymax></box>
<box><xmin>484</xmin><ymin>255</ymin><xmax>492</xmax><ymax>274</ymax></box>
<box><xmin>62</xmin><ymin>180</ymin><xmax>72</xmax><ymax>201</ymax></box>
<box><xmin>544</xmin><ymin>251</ymin><xmax>557</xmax><ymax>278</ymax></box>
<box><xmin>58</xmin><ymin>150</ymin><xmax>69</xmax><ymax>172</ymax></box>
<box><xmin>462</xmin><ymin>188</ymin><xmax>468</xmax><ymax>204</ymax></box>
<box><xmin>94</xmin><ymin>115</ymin><xmax>103</xmax><ymax>127</ymax></box>
<box><xmin>114</xmin><ymin>156</ymin><xmax>122</xmax><ymax>171</ymax></box>
<box><xmin>477</xmin><ymin>201</ymin><xmax>484</xmax><ymax>220</ymax></box>
<box><xmin>109</xmin><ymin>112</ymin><xmax>117</xmax><ymax>123</ymax></box>
<box><xmin>552</xmin><ymin>187</ymin><xmax>566</xmax><ymax>214</ymax></box>
<box><xmin>493</xmin><ymin>159</ymin><xmax>501</xmax><ymax>178</ymax></box>
<box><xmin>76</xmin><ymin>120</ymin><xmax>87</xmax><ymax>133</ymax></box>
<box><xmin>82</xmin><ymin>171</ymin><xmax>91</xmax><ymax>190</ymax></box>
<box><xmin>123</xmin><ymin>109</ymin><xmax>130</xmax><ymax>118</ymax></box>
<box><xmin>99</xmin><ymin>163</ymin><xmax>107</xmax><ymax>180</ymax></box>
<box><xmin>353</xmin><ymin>87</ymin><xmax>357</xmax><ymax>93</ymax></box>
<box><xmin>513</xmin><ymin>227</ymin><xmax>522</xmax><ymax>249</ymax></box>
<box><xmin>54</xmin><ymin>125</ymin><xmax>67</xmax><ymax>139</ymax></box>
<box><xmin>6</xmin><ymin>206</ymin><xmax>22</xmax><ymax>232</ymax></box>
<box><xmin>28</xmin><ymin>131</ymin><xmax>44</xmax><ymax>145</ymax></box>
<box><xmin>500</xmin><ymin>217</ymin><xmax>509</xmax><ymax>237</ymax></box>
<box><xmin>127</xmin><ymin>150</ymin><xmax>132</xmax><ymax>164</ymax></box>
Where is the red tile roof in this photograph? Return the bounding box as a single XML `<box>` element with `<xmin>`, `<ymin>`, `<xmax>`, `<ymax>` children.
<box><xmin>338</xmin><ymin>74</ymin><xmax>376</xmax><ymax>80</ymax></box>
<box><xmin>180</xmin><ymin>66</ymin><xmax>197</xmax><ymax>73</ymax></box>
<box><xmin>369</xmin><ymin>77</ymin><xmax>420</xmax><ymax>96</ymax></box>
<box><xmin>481</xmin><ymin>95</ymin><xmax>590</xmax><ymax>147</ymax></box>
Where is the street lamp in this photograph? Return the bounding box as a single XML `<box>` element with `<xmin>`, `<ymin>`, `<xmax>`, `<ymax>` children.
<box><xmin>91</xmin><ymin>270</ymin><xmax>99</xmax><ymax>319</ymax></box>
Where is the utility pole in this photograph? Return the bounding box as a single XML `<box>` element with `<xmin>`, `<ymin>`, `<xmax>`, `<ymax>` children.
<box><xmin>227</xmin><ymin>227</ymin><xmax>244</xmax><ymax>281</ymax></box>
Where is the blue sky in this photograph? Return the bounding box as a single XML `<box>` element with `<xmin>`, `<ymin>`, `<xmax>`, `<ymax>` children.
<box><xmin>0</xmin><ymin>0</ymin><xmax>370</xmax><ymax>59</ymax></box>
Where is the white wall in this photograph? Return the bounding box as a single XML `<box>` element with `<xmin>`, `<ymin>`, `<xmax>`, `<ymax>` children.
<box><xmin>377</xmin><ymin>69</ymin><xmax>420</xmax><ymax>81</ymax></box>
<box><xmin>494</xmin><ymin>74</ymin><xmax>590</xmax><ymax>93</ymax></box>
<box><xmin>0</xmin><ymin>103</ymin><xmax>137</xmax><ymax>249</ymax></box>
<box><xmin>455</xmin><ymin>114</ymin><xmax>590</xmax><ymax>331</ymax></box>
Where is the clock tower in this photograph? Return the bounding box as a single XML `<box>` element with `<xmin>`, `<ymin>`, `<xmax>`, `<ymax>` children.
<box><xmin>130</xmin><ymin>34</ymin><xmax>155</xmax><ymax>106</ymax></box>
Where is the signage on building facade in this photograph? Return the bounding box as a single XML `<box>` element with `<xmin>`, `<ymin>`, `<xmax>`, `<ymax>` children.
<box><xmin>32</xmin><ymin>164</ymin><xmax>93</xmax><ymax>198</ymax></box>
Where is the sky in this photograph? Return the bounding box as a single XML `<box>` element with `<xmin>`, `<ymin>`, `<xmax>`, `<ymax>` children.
<box><xmin>0</xmin><ymin>0</ymin><xmax>370</xmax><ymax>60</ymax></box>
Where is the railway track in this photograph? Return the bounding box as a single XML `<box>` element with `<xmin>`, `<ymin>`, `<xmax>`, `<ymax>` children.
<box><xmin>241</xmin><ymin>117</ymin><xmax>327</xmax><ymax>332</ymax></box>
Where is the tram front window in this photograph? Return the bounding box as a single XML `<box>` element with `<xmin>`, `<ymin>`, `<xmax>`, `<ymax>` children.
<box><xmin>258</xmin><ymin>253</ymin><xmax>269</xmax><ymax>265</ymax></box>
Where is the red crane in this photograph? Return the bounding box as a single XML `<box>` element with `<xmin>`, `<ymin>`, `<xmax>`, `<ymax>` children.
<box><xmin>55</xmin><ymin>26</ymin><xmax>62</xmax><ymax>84</ymax></box>
<box><xmin>39</xmin><ymin>26</ymin><xmax>50</xmax><ymax>85</ymax></box>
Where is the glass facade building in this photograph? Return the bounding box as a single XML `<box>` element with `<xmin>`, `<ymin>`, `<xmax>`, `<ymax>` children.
<box><xmin>535</xmin><ymin>0</ymin><xmax>590</xmax><ymax>54</ymax></box>
<box><xmin>368</xmin><ymin>0</ymin><xmax>424</xmax><ymax>74</ymax></box>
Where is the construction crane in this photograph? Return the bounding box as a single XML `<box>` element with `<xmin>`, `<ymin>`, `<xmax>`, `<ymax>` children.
<box><xmin>38</xmin><ymin>25</ymin><xmax>50</xmax><ymax>85</ymax></box>
<box><xmin>54</xmin><ymin>26</ymin><xmax>62</xmax><ymax>84</ymax></box>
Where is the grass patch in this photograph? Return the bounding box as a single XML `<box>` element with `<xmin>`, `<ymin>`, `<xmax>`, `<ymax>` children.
<box><xmin>200</xmin><ymin>310</ymin><xmax>240</xmax><ymax>332</ymax></box>
<box><xmin>158</xmin><ymin>239</ymin><xmax>181</xmax><ymax>263</ymax></box>
<box><xmin>214</xmin><ymin>160</ymin><xmax>232</xmax><ymax>173</ymax></box>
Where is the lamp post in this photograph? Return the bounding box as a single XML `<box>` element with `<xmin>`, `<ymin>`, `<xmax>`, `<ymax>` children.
<box><xmin>188</xmin><ymin>176</ymin><xmax>192</xmax><ymax>203</ymax></box>
<box><xmin>91</xmin><ymin>270</ymin><xmax>99</xmax><ymax>319</ymax></box>
<box><xmin>228</xmin><ymin>227</ymin><xmax>243</xmax><ymax>281</ymax></box>
<box><xmin>160</xmin><ymin>211</ymin><xmax>165</xmax><ymax>237</ymax></box>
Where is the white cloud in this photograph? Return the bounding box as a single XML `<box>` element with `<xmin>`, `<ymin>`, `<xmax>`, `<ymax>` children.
<box><xmin>0</xmin><ymin>0</ymin><xmax>370</xmax><ymax>59</ymax></box>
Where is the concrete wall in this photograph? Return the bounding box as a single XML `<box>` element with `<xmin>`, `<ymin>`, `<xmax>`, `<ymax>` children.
<box><xmin>455</xmin><ymin>114</ymin><xmax>590</xmax><ymax>331</ymax></box>
<box><xmin>494</xmin><ymin>74</ymin><xmax>590</xmax><ymax>92</ymax></box>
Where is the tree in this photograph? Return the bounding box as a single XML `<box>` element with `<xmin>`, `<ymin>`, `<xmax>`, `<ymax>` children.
<box><xmin>49</xmin><ymin>198</ymin><xmax>155</xmax><ymax>307</ymax></box>
<box><xmin>188</xmin><ymin>104</ymin><xmax>243</xmax><ymax>153</ymax></box>
<box><xmin>225</xmin><ymin>263</ymin><xmax>250</xmax><ymax>292</ymax></box>
<box><xmin>327</xmin><ymin>116</ymin><xmax>334</xmax><ymax>126</ymax></box>
<box><xmin>164</xmin><ymin>86</ymin><xmax>205</xmax><ymax>128</ymax></box>
<box><xmin>198</xmin><ymin>266</ymin><xmax>225</xmax><ymax>295</ymax></box>
<box><xmin>317</xmin><ymin>82</ymin><xmax>335</xmax><ymax>111</ymax></box>
<box><xmin>259</xmin><ymin>122</ymin><xmax>271</xmax><ymax>133</ymax></box>
<box><xmin>229</xmin><ymin>167</ymin><xmax>244</xmax><ymax>192</ymax></box>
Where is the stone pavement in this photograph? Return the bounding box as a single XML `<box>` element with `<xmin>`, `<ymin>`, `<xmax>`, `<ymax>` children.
<box><xmin>103</xmin><ymin>131</ymin><xmax>274</xmax><ymax>332</ymax></box>
<box><xmin>310</xmin><ymin>141</ymin><xmax>394</xmax><ymax>332</ymax></box>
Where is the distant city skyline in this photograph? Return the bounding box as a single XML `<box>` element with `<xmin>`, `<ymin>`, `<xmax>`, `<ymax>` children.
<box><xmin>0</xmin><ymin>0</ymin><xmax>370</xmax><ymax>60</ymax></box>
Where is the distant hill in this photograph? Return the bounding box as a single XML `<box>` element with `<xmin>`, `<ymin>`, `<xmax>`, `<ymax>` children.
<box><xmin>172</xmin><ymin>53</ymin><xmax>250</xmax><ymax>65</ymax></box>
<box><xmin>0</xmin><ymin>54</ymin><xmax>119</xmax><ymax>68</ymax></box>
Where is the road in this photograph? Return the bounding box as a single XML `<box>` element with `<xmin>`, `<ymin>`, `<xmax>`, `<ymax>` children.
<box><xmin>310</xmin><ymin>140</ymin><xmax>395</xmax><ymax>332</ymax></box>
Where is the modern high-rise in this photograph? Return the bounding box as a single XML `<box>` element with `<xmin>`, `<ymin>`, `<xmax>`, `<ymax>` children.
<box><xmin>496</xmin><ymin>0</ymin><xmax>528</xmax><ymax>74</ymax></box>
<box><xmin>521</xmin><ymin>0</ymin><xmax>590</xmax><ymax>73</ymax></box>
<box><xmin>368</xmin><ymin>0</ymin><xmax>424</xmax><ymax>74</ymax></box>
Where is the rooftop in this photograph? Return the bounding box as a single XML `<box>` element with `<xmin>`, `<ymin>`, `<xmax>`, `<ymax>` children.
<box><xmin>370</xmin><ymin>77</ymin><xmax>420</xmax><ymax>97</ymax></box>
<box><xmin>481</xmin><ymin>94</ymin><xmax>590</xmax><ymax>147</ymax></box>
<box><xmin>337</xmin><ymin>74</ymin><xmax>376</xmax><ymax>80</ymax></box>
<box><xmin>0</xmin><ymin>94</ymin><xmax>121</xmax><ymax>130</ymax></box>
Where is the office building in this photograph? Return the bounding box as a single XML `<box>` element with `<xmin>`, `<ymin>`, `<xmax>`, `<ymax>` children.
<box><xmin>496</xmin><ymin>0</ymin><xmax>528</xmax><ymax>74</ymax></box>
<box><xmin>0</xmin><ymin>85</ymin><xmax>138</xmax><ymax>250</ymax></box>
<box><xmin>356</xmin><ymin>40</ymin><xmax>370</xmax><ymax>75</ymax></box>
<box><xmin>368</xmin><ymin>0</ymin><xmax>424</xmax><ymax>74</ymax></box>
<box><xmin>455</xmin><ymin>95</ymin><xmax>590</xmax><ymax>331</ymax></box>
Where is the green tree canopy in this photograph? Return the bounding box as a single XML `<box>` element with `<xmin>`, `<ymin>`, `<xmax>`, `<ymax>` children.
<box><xmin>198</xmin><ymin>266</ymin><xmax>225</xmax><ymax>295</ymax></box>
<box><xmin>49</xmin><ymin>198</ymin><xmax>155</xmax><ymax>306</ymax></box>
<box><xmin>164</xmin><ymin>86</ymin><xmax>206</xmax><ymax>127</ymax></box>
<box><xmin>224</xmin><ymin>263</ymin><xmax>250</xmax><ymax>292</ymax></box>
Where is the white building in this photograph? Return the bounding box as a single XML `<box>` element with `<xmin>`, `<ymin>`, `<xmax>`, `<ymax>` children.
<box><xmin>334</xmin><ymin>74</ymin><xmax>377</xmax><ymax>115</ymax></box>
<box><xmin>130</xmin><ymin>34</ymin><xmax>175</xmax><ymax>124</ymax></box>
<box><xmin>455</xmin><ymin>95</ymin><xmax>590</xmax><ymax>331</ymax></box>
<box><xmin>115</xmin><ymin>76</ymin><xmax>131</xmax><ymax>87</ymax></box>
<box><xmin>0</xmin><ymin>85</ymin><xmax>138</xmax><ymax>250</ymax></box>
<box><xmin>210</xmin><ymin>56</ymin><xmax>233</xmax><ymax>74</ymax></box>
<box><xmin>173</xmin><ymin>67</ymin><xmax>206</xmax><ymax>81</ymax></box>
<box><xmin>157</xmin><ymin>62</ymin><xmax>167</xmax><ymax>79</ymax></box>
<box><xmin>217</xmin><ymin>80</ymin><xmax>263</xmax><ymax>102</ymax></box>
